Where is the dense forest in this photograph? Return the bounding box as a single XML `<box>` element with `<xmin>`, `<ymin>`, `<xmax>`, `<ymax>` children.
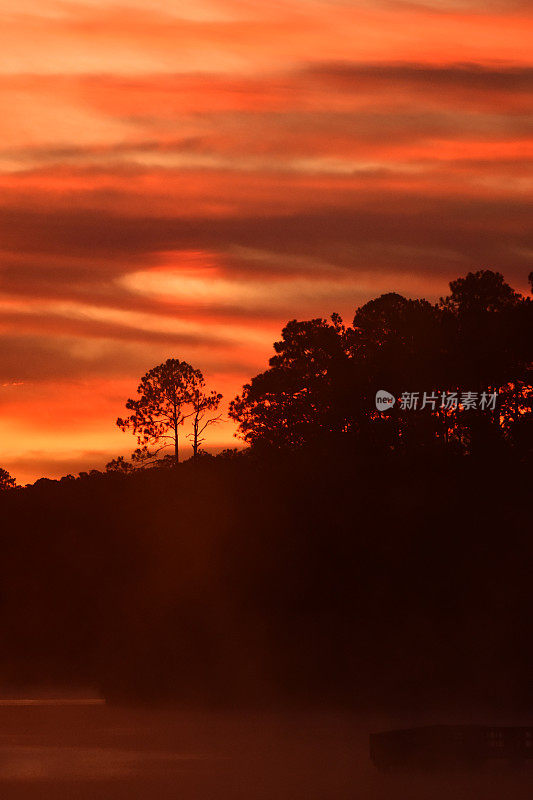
<box><xmin>0</xmin><ymin>269</ymin><xmax>531</xmax><ymax>711</ymax></box>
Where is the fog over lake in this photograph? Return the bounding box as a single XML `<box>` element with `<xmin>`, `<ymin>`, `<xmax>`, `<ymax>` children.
<box><xmin>0</xmin><ymin>702</ymin><xmax>531</xmax><ymax>799</ymax></box>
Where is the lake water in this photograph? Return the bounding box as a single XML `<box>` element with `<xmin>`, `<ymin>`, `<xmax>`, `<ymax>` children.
<box><xmin>0</xmin><ymin>701</ymin><xmax>531</xmax><ymax>799</ymax></box>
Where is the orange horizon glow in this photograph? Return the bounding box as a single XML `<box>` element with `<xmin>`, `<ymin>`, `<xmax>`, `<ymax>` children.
<box><xmin>0</xmin><ymin>0</ymin><xmax>532</xmax><ymax>483</ymax></box>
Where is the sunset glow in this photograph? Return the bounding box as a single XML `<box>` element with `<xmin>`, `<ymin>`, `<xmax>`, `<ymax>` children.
<box><xmin>1</xmin><ymin>0</ymin><xmax>532</xmax><ymax>481</ymax></box>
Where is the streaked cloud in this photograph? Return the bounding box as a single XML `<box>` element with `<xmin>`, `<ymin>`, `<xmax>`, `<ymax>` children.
<box><xmin>0</xmin><ymin>0</ymin><xmax>531</xmax><ymax>481</ymax></box>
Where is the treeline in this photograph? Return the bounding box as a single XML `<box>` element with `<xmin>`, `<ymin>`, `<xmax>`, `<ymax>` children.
<box><xmin>1</xmin><ymin>268</ymin><xmax>530</xmax><ymax>490</ymax></box>
<box><xmin>229</xmin><ymin>270</ymin><xmax>533</xmax><ymax>456</ymax></box>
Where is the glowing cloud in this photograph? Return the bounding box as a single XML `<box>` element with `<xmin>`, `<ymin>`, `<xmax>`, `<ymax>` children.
<box><xmin>0</xmin><ymin>0</ymin><xmax>531</xmax><ymax>480</ymax></box>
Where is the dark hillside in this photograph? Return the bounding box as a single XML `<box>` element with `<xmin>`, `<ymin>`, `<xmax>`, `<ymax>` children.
<box><xmin>0</xmin><ymin>446</ymin><xmax>530</xmax><ymax>712</ymax></box>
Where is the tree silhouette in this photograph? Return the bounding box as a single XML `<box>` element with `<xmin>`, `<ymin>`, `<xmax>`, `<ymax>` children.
<box><xmin>439</xmin><ymin>270</ymin><xmax>531</xmax><ymax>449</ymax></box>
<box><xmin>117</xmin><ymin>359</ymin><xmax>199</xmax><ymax>465</ymax></box>
<box><xmin>229</xmin><ymin>316</ymin><xmax>352</xmax><ymax>448</ymax></box>
<box><xmin>350</xmin><ymin>292</ymin><xmax>452</xmax><ymax>448</ymax></box>
<box><xmin>105</xmin><ymin>455</ymin><xmax>135</xmax><ymax>473</ymax></box>
<box><xmin>187</xmin><ymin>379</ymin><xmax>223</xmax><ymax>457</ymax></box>
<box><xmin>0</xmin><ymin>467</ymin><xmax>16</xmax><ymax>490</ymax></box>
<box><xmin>117</xmin><ymin>359</ymin><xmax>222</xmax><ymax>465</ymax></box>
<box><xmin>441</xmin><ymin>269</ymin><xmax>522</xmax><ymax>314</ymax></box>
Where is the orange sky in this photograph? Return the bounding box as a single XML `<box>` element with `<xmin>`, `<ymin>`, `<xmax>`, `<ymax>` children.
<box><xmin>0</xmin><ymin>0</ymin><xmax>532</xmax><ymax>483</ymax></box>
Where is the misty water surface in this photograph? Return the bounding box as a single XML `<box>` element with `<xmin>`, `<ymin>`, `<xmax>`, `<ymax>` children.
<box><xmin>0</xmin><ymin>702</ymin><xmax>531</xmax><ymax>799</ymax></box>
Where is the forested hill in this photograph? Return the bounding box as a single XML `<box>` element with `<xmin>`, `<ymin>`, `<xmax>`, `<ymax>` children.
<box><xmin>0</xmin><ymin>445</ymin><xmax>530</xmax><ymax>711</ymax></box>
<box><xmin>0</xmin><ymin>268</ymin><xmax>531</xmax><ymax>709</ymax></box>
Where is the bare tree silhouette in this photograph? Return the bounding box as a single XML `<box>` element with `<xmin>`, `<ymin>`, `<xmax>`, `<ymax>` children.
<box><xmin>187</xmin><ymin>378</ymin><xmax>223</xmax><ymax>457</ymax></box>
